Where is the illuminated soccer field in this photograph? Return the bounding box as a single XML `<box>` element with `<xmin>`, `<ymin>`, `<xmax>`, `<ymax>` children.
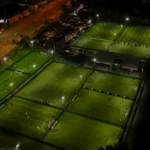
<box><xmin>0</xmin><ymin>129</ymin><xmax>55</xmax><ymax>150</ymax></box>
<box><xmin>117</xmin><ymin>26</ymin><xmax>150</xmax><ymax>46</ymax></box>
<box><xmin>110</xmin><ymin>42</ymin><xmax>150</xmax><ymax>58</ymax></box>
<box><xmin>68</xmin><ymin>89</ymin><xmax>133</xmax><ymax>126</ymax></box>
<box><xmin>84</xmin><ymin>71</ymin><xmax>141</xmax><ymax>100</ymax></box>
<box><xmin>0</xmin><ymin>49</ymin><xmax>30</xmax><ymax>72</ymax></box>
<box><xmin>0</xmin><ymin>97</ymin><xmax>61</xmax><ymax>140</ymax></box>
<box><xmin>44</xmin><ymin>112</ymin><xmax>123</xmax><ymax>150</ymax></box>
<box><xmin>71</xmin><ymin>22</ymin><xmax>124</xmax><ymax>51</ymax></box>
<box><xmin>0</xmin><ymin>59</ymin><xmax>141</xmax><ymax>149</ymax></box>
<box><xmin>0</xmin><ymin>70</ymin><xmax>28</xmax><ymax>101</ymax></box>
<box><xmin>16</xmin><ymin>62</ymin><xmax>92</xmax><ymax>108</ymax></box>
<box><xmin>10</xmin><ymin>51</ymin><xmax>52</xmax><ymax>74</ymax></box>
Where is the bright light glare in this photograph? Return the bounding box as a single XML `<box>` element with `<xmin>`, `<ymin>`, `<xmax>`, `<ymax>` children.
<box><xmin>62</xmin><ymin>96</ymin><xmax>65</xmax><ymax>100</ymax></box>
<box><xmin>3</xmin><ymin>57</ymin><xmax>7</xmax><ymax>61</ymax></box>
<box><xmin>51</xmin><ymin>50</ymin><xmax>54</xmax><ymax>54</ymax></box>
<box><xmin>10</xmin><ymin>83</ymin><xmax>13</xmax><ymax>86</ymax></box>
<box><xmin>0</xmin><ymin>19</ymin><xmax>4</xmax><ymax>23</ymax></box>
<box><xmin>33</xmin><ymin>64</ymin><xmax>36</xmax><ymax>68</ymax></box>
<box><xmin>30</xmin><ymin>40</ymin><xmax>34</xmax><ymax>44</ymax></box>
<box><xmin>16</xmin><ymin>143</ymin><xmax>20</xmax><ymax>148</ymax></box>
<box><xmin>96</xmin><ymin>14</ymin><xmax>99</xmax><ymax>17</ymax></box>
<box><xmin>125</xmin><ymin>17</ymin><xmax>129</xmax><ymax>21</ymax></box>
<box><xmin>88</xmin><ymin>19</ymin><xmax>92</xmax><ymax>24</ymax></box>
<box><xmin>93</xmin><ymin>58</ymin><xmax>96</xmax><ymax>62</ymax></box>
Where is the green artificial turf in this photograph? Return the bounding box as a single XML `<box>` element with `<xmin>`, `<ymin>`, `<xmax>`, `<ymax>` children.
<box><xmin>0</xmin><ymin>97</ymin><xmax>61</xmax><ymax>140</ymax></box>
<box><xmin>84</xmin><ymin>71</ymin><xmax>140</xmax><ymax>99</ymax></box>
<box><xmin>44</xmin><ymin>112</ymin><xmax>123</xmax><ymax>150</ymax></box>
<box><xmin>0</xmin><ymin>70</ymin><xmax>28</xmax><ymax>101</ymax></box>
<box><xmin>0</xmin><ymin>49</ymin><xmax>30</xmax><ymax>72</ymax></box>
<box><xmin>0</xmin><ymin>128</ymin><xmax>55</xmax><ymax>150</ymax></box>
<box><xmin>84</xmin><ymin>22</ymin><xmax>123</xmax><ymax>40</ymax></box>
<box><xmin>17</xmin><ymin>62</ymin><xmax>91</xmax><ymax>108</ymax></box>
<box><xmin>67</xmin><ymin>89</ymin><xmax>133</xmax><ymax>126</ymax></box>
<box><xmin>72</xmin><ymin>36</ymin><xmax>112</xmax><ymax>51</ymax></box>
<box><xmin>10</xmin><ymin>51</ymin><xmax>52</xmax><ymax>74</ymax></box>
<box><xmin>118</xmin><ymin>26</ymin><xmax>150</xmax><ymax>46</ymax></box>
<box><xmin>71</xmin><ymin>22</ymin><xmax>124</xmax><ymax>51</ymax></box>
<box><xmin>110</xmin><ymin>42</ymin><xmax>150</xmax><ymax>58</ymax></box>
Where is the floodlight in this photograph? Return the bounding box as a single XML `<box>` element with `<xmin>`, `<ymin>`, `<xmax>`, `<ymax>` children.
<box><xmin>125</xmin><ymin>17</ymin><xmax>129</xmax><ymax>21</ymax></box>
<box><xmin>10</xmin><ymin>83</ymin><xmax>13</xmax><ymax>86</ymax></box>
<box><xmin>33</xmin><ymin>64</ymin><xmax>36</xmax><ymax>68</ymax></box>
<box><xmin>93</xmin><ymin>58</ymin><xmax>96</xmax><ymax>62</ymax></box>
<box><xmin>88</xmin><ymin>19</ymin><xmax>92</xmax><ymax>24</ymax></box>
<box><xmin>3</xmin><ymin>57</ymin><xmax>7</xmax><ymax>61</ymax></box>
<box><xmin>0</xmin><ymin>19</ymin><xmax>4</xmax><ymax>23</ymax></box>
<box><xmin>30</xmin><ymin>40</ymin><xmax>34</xmax><ymax>44</ymax></box>
<box><xmin>16</xmin><ymin>143</ymin><xmax>20</xmax><ymax>149</ymax></box>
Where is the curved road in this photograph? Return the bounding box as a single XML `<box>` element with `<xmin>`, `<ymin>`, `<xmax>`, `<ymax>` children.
<box><xmin>0</xmin><ymin>0</ymin><xmax>70</xmax><ymax>57</ymax></box>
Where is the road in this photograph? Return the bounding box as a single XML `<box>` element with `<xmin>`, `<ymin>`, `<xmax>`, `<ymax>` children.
<box><xmin>0</xmin><ymin>0</ymin><xmax>71</xmax><ymax>57</ymax></box>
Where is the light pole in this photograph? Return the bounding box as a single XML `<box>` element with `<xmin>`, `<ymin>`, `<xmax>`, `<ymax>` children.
<box><xmin>96</xmin><ymin>14</ymin><xmax>99</xmax><ymax>21</ymax></box>
<box><xmin>15</xmin><ymin>143</ymin><xmax>20</xmax><ymax>150</ymax></box>
<box><xmin>37</xmin><ymin>126</ymin><xmax>40</xmax><ymax>135</ymax></box>
<box><xmin>61</xmin><ymin>96</ymin><xmax>65</xmax><ymax>104</ymax></box>
<box><xmin>125</xmin><ymin>17</ymin><xmax>130</xmax><ymax>26</ymax></box>
<box><xmin>33</xmin><ymin>64</ymin><xmax>36</xmax><ymax>68</ymax></box>
<box><xmin>88</xmin><ymin>19</ymin><xmax>92</xmax><ymax>26</ymax></box>
<box><xmin>93</xmin><ymin>58</ymin><xmax>97</xmax><ymax>69</ymax></box>
<box><xmin>3</xmin><ymin>57</ymin><xmax>7</xmax><ymax>62</ymax></box>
